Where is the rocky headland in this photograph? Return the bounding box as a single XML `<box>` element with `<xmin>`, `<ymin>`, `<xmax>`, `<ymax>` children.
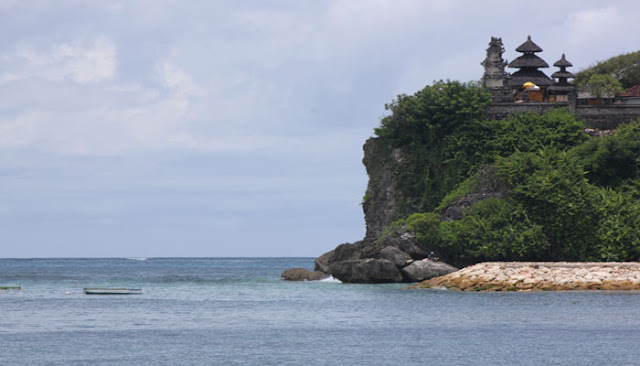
<box><xmin>308</xmin><ymin>138</ymin><xmax>458</xmax><ymax>283</ymax></box>
<box><xmin>282</xmin><ymin>79</ymin><xmax>640</xmax><ymax>284</ymax></box>
<box><xmin>281</xmin><ymin>137</ymin><xmax>460</xmax><ymax>283</ymax></box>
<box><xmin>409</xmin><ymin>262</ymin><xmax>640</xmax><ymax>291</ymax></box>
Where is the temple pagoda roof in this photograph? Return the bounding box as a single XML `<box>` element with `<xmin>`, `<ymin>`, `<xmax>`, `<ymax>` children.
<box><xmin>551</xmin><ymin>70</ymin><xmax>575</xmax><ymax>79</ymax></box>
<box><xmin>515</xmin><ymin>35</ymin><xmax>543</xmax><ymax>53</ymax></box>
<box><xmin>508</xmin><ymin>54</ymin><xmax>549</xmax><ymax>68</ymax></box>
<box><xmin>554</xmin><ymin>53</ymin><xmax>573</xmax><ymax>68</ymax></box>
<box><xmin>508</xmin><ymin>69</ymin><xmax>554</xmax><ymax>87</ymax></box>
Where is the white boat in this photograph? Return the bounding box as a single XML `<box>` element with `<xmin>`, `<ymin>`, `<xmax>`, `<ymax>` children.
<box><xmin>83</xmin><ymin>288</ymin><xmax>142</xmax><ymax>295</ymax></box>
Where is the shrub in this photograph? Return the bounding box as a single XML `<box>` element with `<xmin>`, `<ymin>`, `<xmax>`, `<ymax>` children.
<box><xmin>570</xmin><ymin>120</ymin><xmax>640</xmax><ymax>188</ymax></box>
<box><xmin>440</xmin><ymin>199</ymin><xmax>547</xmax><ymax>266</ymax></box>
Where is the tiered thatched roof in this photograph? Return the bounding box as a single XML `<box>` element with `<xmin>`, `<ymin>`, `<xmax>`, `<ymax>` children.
<box><xmin>508</xmin><ymin>35</ymin><xmax>553</xmax><ymax>87</ymax></box>
<box><xmin>515</xmin><ymin>35</ymin><xmax>543</xmax><ymax>53</ymax></box>
<box><xmin>549</xmin><ymin>54</ymin><xmax>576</xmax><ymax>92</ymax></box>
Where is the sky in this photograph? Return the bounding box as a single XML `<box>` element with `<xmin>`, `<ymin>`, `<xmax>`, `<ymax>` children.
<box><xmin>2</xmin><ymin>0</ymin><xmax>640</xmax><ymax>258</ymax></box>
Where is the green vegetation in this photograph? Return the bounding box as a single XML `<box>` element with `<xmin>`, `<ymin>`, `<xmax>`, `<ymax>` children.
<box><xmin>577</xmin><ymin>74</ymin><xmax>624</xmax><ymax>98</ymax></box>
<box><xmin>574</xmin><ymin>50</ymin><xmax>640</xmax><ymax>89</ymax></box>
<box><xmin>374</xmin><ymin>80</ymin><xmax>493</xmax><ymax>215</ymax></box>
<box><xmin>375</xmin><ymin>80</ymin><xmax>640</xmax><ymax>266</ymax></box>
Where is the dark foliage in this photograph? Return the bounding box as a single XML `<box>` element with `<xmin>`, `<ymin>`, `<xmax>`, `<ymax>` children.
<box><xmin>574</xmin><ymin>51</ymin><xmax>640</xmax><ymax>89</ymax></box>
<box><xmin>375</xmin><ymin>80</ymin><xmax>640</xmax><ymax>264</ymax></box>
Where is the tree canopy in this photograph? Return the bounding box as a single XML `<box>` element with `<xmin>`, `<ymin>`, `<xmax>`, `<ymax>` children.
<box><xmin>375</xmin><ymin>80</ymin><xmax>640</xmax><ymax>266</ymax></box>
<box><xmin>577</xmin><ymin>74</ymin><xmax>624</xmax><ymax>98</ymax></box>
<box><xmin>574</xmin><ymin>50</ymin><xmax>640</xmax><ymax>89</ymax></box>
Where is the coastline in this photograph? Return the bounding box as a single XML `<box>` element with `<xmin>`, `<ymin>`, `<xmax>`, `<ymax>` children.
<box><xmin>408</xmin><ymin>262</ymin><xmax>640</xmax><ymax>291</ymax></box>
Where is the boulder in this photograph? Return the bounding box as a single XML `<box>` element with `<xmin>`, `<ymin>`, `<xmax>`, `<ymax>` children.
<box><xmin>327</xmin><ymin>240</ymin><xmax>384</xmax><ymax>264</ymax></box>
<box><xmin>379</xmin><ymin>246</ymin><xmax>412</xmax><ymax>268</ymax></box>
<box><xmin>330</xmin><ymin>242</ymin><xmax>363</xmax><ymax>263</ymax></box>
<box><xmin>443</xmin><ymin>206</ymin><xmax>464</xmax><ymax>221</ymax></box>
<box><xmin>329</xmin><ymin>259</ymin><xmax>403</xmax><ymax>283</ymax></box>
<box><xmin>314</xmin><ymin>250</ymin><xmax>334</xmax><ymax>273</ymax></box>
<box><xmin>379</xmin><ymin>231</ymin><xmax>428</xmax><ymax>259</ymax></box>
<box><xmin>281</xmin><ymin>268</ymin><xmax>329</xmax><ymax>281</ymax></box>
<box><xmin>400</xmin><ymin>260</ymin><xmax>458</xmax><ymax>282</ymax></box>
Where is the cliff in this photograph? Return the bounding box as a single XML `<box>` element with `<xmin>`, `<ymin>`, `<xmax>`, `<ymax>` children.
<box><xmin>361</xmin><ymin>137</ymin><xmax>403</xmax><ymax>241</ymax></box>
<box><xmin>282</xmin><ymin>81</ymin><xmax>640</xmax><ymax>284</ymax></box>
<box><xmin>309</xmin><ymin>136</ymin><xmax>459</xmax><ymax>284</ymax></box>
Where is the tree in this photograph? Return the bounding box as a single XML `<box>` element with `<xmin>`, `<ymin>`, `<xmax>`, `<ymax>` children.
<box><xmin>578</xmin><ymin>74</ymin><xmax>624</xmax><ymax>98</ymax></box>
<box><xmin>574</xmin><ymin>50</ymin><xmax>640</xmax><ymax>89</ymax></box>
<box><xmin>374</xmin><ymin>80</ymin><xmax>492</xmax><ymax>144</ymax></box>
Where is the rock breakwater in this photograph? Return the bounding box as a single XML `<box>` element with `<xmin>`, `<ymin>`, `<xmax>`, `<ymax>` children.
<box><xmin>410</xmin><ymin>262</ymin><xmax>640</xmax><ymax>291</ymax></box>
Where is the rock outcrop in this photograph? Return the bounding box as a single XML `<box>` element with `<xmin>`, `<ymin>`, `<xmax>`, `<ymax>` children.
<box><xmin>329</xmin><ymin>258</ymin><xmax>403</xmax><ymax>283</ymax></box>
<box><xmin>410</xmin><ymin>262</ymin><xmax>640</xmax><ymax>291</ymax></box>
<box><xmin>314</xmin><ymin>250</ymin><xmax>333</xmax><ymax>273</ymax></box>
<box><xmin>306</xmin><ymin>227</ymin><xmax>457</xmax><ymax>283</ymax></box>
<box><xmin>361</xmin><ymin>138</ymin><xmax>404</xmax><ymax>241</ymax></box>
<box><xmin>379</xmin><ymin>246</ymin><xmax>412</xmax><ymax>268</ymax></box>
<box><xmin>440</xmin><ymin>165</ymin><xmax>508</xmax><ymax>222</ymax></box>
<box><xmin>284</xmin><ymin>137</ymin><xmax>460</xmax><ymax>283</ymax></box>
<box><xmin>281</xmin><ymin>268</ymin><xmax>329</xmax><ymax>281</ymax></box>
<box><xmin>400</xmin><ymin>260</ymin><xmax>458</xmax><ymax>282</ymax></box>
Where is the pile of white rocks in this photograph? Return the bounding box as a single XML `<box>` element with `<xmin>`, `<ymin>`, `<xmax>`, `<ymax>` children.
<box><xmin>412</xmin><ymin>262</ymin><xmax>640</xmax><ymax>291</ymax></box>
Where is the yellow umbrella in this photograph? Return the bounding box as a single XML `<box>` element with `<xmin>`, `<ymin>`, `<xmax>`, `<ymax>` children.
<box><xmin>523</xmin><ymin>81</ymin><xmax>536</xmax><ymax>89</ymax></box>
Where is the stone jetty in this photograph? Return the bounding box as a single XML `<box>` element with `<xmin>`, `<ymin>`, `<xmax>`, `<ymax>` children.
<box><xmin>410</xmin><ymin>262</ymin><xmax>640</xmax><ymax>291</ymax></box>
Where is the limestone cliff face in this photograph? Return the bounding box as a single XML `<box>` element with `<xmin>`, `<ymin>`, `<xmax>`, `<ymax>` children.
<box><xmin>304</xmin><ymin>137</ymin><xmax>460</xmax><ymax>284</ymax></box>
<box><xmin>361</xmin><ymin>137</ymin><xmax>403</xmax><ymax>242</ymax></box>
<box><xmin>311</xmin><ymin>136</ymin><xmax>500</xmax><ymax>283</ymax></box>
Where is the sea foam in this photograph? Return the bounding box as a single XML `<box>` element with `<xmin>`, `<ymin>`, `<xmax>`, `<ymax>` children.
<box><xmin>318</xmin><ymin>275</ymin><xmax>342</xmax><ymax>283</ymax></box>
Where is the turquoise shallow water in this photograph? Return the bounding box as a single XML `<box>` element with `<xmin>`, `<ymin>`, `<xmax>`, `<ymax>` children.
<box><xmin>1</xmin><ymin>257</ymin><xmax>640</xmax><ymax>365</ymax></box>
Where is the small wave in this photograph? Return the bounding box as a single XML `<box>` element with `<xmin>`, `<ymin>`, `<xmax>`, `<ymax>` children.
<box><xmin>126</xmin><ymin>257</ymin><xmax>149</xmax><ymax>261</ymax></box>
<box><xmin>430</xmin><ymin>285</ymin><xmax>448</xmax><ymax>291</ymax></box>
<box><xmin>318</xmin><ymin>275</ymin><xmax>342</xmax><ymax>283</ymax></box>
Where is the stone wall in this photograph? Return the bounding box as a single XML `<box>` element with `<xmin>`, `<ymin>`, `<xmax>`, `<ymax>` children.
<box><xmin>575</xmin><ymin>105</ymin><xmax>640</xmax><ymax>129</ymax></box>
<box><xmin>486</xmin><ymin>102</ymin><xmax>565</xmax><ymax>120</ymax></box>
<box><xmin>487</xmin><ymin>102</ymin><xmax>640</xmax><ymax>130</ymax></box>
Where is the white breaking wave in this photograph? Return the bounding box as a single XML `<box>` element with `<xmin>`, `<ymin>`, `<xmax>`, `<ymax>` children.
<box><xmin>126</xmin><ymin>257</ymin><xmax>149</xmax><ymax>261</ymax></box>
<box><xmin>318</xmin><ymin>275</ymin><xmax>342</xmax><ymax>283</ymax></box>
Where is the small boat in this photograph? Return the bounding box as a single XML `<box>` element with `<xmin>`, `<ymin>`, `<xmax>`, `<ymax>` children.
<box><xmin>0</xmin><ymin>286</ymin><xmax>21</xmax><ymax>290</ymax></box>
<box><xmin>83</xmin><ymin>288</ymin><xmax>142</xmax><ymax>295</ymax></box>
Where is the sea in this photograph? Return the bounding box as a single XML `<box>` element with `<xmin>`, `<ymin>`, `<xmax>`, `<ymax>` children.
<box><xmin>1</xmin><ymin>257</ymin><xmax>640</xmax><ymax>366</ymax></box>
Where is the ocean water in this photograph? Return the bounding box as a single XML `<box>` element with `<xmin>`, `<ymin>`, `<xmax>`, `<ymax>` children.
<box><xmin>1</xmin><ymin>258</ymin><xmax>640</xmax><ymax>366</ymax></box>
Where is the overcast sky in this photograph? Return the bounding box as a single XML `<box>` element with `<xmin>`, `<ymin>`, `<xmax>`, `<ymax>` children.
<box><xmin>2</xmin><ymin>0</ymin><xmax>640</xmax><ymax>258</ymax></box>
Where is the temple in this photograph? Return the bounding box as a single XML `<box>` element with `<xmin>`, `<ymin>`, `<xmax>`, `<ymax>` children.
<box><xmin>482</xmin><ymin>35</ymin><xmax>568</xmax><ymax>103</ymax></box>
<box><xmin>482</xmin><ymin>35</ymin><xmax>640</xmax><ymax>129</ymax></box>
<box><xmin>508</xmin><ymin>35</ymin><xmax>554</xmax><ymax>89</ymax></box>
<box><xmin>548</xmin><ymin>54</ymin><xmax>575</xmax><ymax>103</ymax></box>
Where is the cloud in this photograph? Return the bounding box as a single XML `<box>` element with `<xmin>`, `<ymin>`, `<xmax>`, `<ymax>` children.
<box><xmin>2</xmin><ymin>37</ymin><xmax>116</xmax><ymax>84</ymax></box>
<box><xmin>157</xmin><ymin>60</ymin><xmax>204</xmax><ymax>100</ymax></box>
<box><xmin>565</xmin><ymin>6</ymin><xmax>620</xmax><ymax>45</ymax></box>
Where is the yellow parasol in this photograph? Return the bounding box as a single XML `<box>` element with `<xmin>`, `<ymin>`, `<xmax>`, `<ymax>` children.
<box><xmin>523</xmin><ymin>81</ymin><xmax>536</xmax><ymax>89</ymax></box>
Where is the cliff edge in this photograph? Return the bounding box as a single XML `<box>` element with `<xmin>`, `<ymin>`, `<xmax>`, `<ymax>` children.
<box><xmin>308</xmin><ymin>137</ymin><xmax>458</xmax><ymax>283</ymax></box>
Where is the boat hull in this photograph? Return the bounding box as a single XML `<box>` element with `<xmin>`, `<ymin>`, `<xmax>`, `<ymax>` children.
<box><xmin>0</xmin><ymin>286</ymin><xmax>21</xmax><ymax>290</ymax></box>
<box><xmin>83</xmin><ymin>288</ymin><xmax>142</xmax><ymax>295</ymax></box>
